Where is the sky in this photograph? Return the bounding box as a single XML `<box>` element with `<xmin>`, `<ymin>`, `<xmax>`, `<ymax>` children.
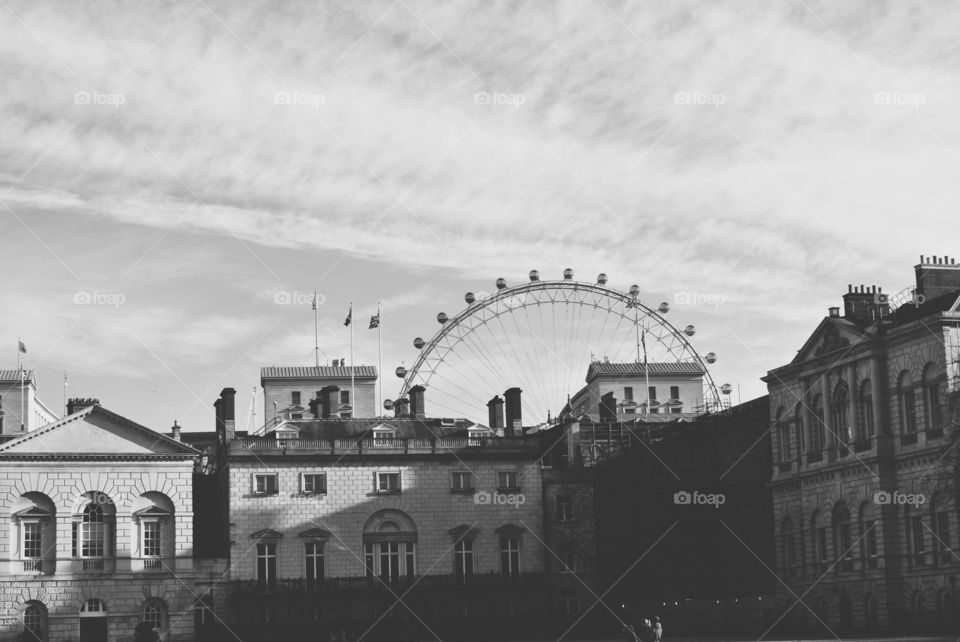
<box><xmin>1</xmin><ymin>0</ymin><xmax>959</xmax><ymax>431</ymax></box>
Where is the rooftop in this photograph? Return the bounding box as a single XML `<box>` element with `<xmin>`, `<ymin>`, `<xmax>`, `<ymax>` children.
<box><xmin>586</xmin><ymin>361</ymin><xmax>706</xmax><ymax>381</ymax></box>
<box><xmin>0</xmin><ymin>369</ymin><xmax>33</xmax><ymax>384</ymax></box>
<box><xmin>261</xmin><ymin>365</ymin><xmax>378</xmax><ymax>380</ymax></box>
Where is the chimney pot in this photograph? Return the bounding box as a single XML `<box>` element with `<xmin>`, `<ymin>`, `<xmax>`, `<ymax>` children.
<box><xmin>171</xmin><ymin>420</ymin><xmax>182</xmax><ymax>442</ymax></box>
<box><xmin>828</xmin><ymin>307</ymin><xmax>840</xmax><ymax>317</ymax></box>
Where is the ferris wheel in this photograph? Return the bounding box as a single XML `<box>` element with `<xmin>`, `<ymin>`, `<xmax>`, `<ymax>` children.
<box><xmin>388</xmin><ymin>269</ymin><xmax>726</xmax><ymax>424</ymax></box>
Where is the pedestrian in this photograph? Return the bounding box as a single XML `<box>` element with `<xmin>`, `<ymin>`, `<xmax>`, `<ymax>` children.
<box><xmin>653</xmin><ymin>616</ymin><xmax>663</xmax><ymax>641</ymax></box>
<box><xmin>638</xmin><ymin>618</ymin><xmax>653</xmax><ymax>642</ymax></box>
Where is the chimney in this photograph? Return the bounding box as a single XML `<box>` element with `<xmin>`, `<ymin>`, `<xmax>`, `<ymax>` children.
<box><xmin>171</xmin><ymin>420</ymin><xmax>182</xmax><ymax>442</ymax></box>
<box><xmin>487</xmin><ymin>395</ymin><xmax>505</xmax><ymax>430</ymax></box>
<box><xmin>915</xmin><ymin>255</ymin><xmax>960</xmax><ymax>301</ymax></box>
<box><xmin>599</xmin><ymin>391</ymin><xmax>618</xmax><ymax>422</ymax></box>
<box><xmin>842</xmin><ymin>284</ymin><xmax>887</xmax><ymax>324</ymax></box>
<box><xmin>828</xmin><ymin>306</ymin><xmax>840</xmax><ymax>318</ymax></box>
<box><xmin>409</xmin><ymin>385</ymin><xmax>426</xmax><ymax>419</ymax></box>
<box><xmin>321</xmin><ymin>386</ymin><xmax>339</xmax><ymax>419</ymax></box>
<box><xmin>309</xmin><ymin>394</ymin><xmax>321</xmax><ymax>418</ymax></box>
<box><xmin>220</xmin><ymin>388</ymin><xmax>236</xmax><ymax>441</ymax></box>
<box><xmin>504</xmin><ymin>387</ymin><xmax>522</xmax><ymax>437</ymax></box>
<box><xmin>394</xmin><ymin>397</ymin><xmax>410</xmax><ymax>417</ymax></box>
<box><xmin>66</xmin><ymin>398</ymin><xmax>100</xmax><ymax>415</ymax></box>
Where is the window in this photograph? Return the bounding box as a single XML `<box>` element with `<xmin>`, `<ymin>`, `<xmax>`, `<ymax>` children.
<box><xmin>254</xmin><ymin>474</ymin><xmax>278</xmax><ymax>495</ymax></box>
<box><xmin>556</xmin><ymin>495</ymin><xmax>573</xmax><ymax>522</ymax></box>
<box><xmin>454</xmin><ymin>539</ymin><xmax>473</xmax><ymax>582</ymax></box>
<box><xmin>781</xmin><ymin>518</ymin><xmax>797</xmax><ymax>576</ymax></box>
<box><xmin>302</xmin><ymin>473</ymin><xmax>327</xmax><ymax>494</ymax></box>
<box><xmin>340</xmin><ymin>390</ymin><xmax>350</xmax><ymax>404</ymax></box>
<box><xmin>305</xmin><ymin>542</ymin><xmax>325</xmax><ymax>583</ymax></box>
<box><xmin>498</xmin><ymin>471</ymin><xmax>520</xmax><ymax>491</ymax></box>
<box><xmin>23</xmin><ymin>522</ymin><xmax>42</xmax><ymax>559</ymax></box>
<box><xmin>559</xmin><ymin>550</ymin><xmax>578</xmax><ymax>573</ymax></box>
<box><xmin>291</xmin><ymin>391</ymin><xmax>301</xmax><ymax>405</ymax></box>
<box><xmin>291</xmin><ymin>413</ymin><xmax>303</xmax><ymax>420</ymax></box>
<box><xmin>80</xmin><ymin>504</ymin><xmax>105</xmax><ymax>558</ymax></box>
<box><xmin>911</xmin><ymin>516</ymin><xmax>926</xmax><ymax>565</ymax></box>
<box><xmin>377</xmin><ymin>472</ymin><xmax>401</xmax><ymax>493</ymax></box>
<box><xmin>500</xmin><ymin>536</ymin><xmax>520</xmax><ymax>578</ymax></box>
<box><xmin>452</xmin><ymin>471</ymin><xmax>473</xmax><ymax>491</ymax></box>
<box><xmin>923</xmin><ymin>366</ymin><xmax>943</xmax><ymax>432</ymax></box>
<box><xmin>366</xmin><ymin>541</ymin><xmax>415</xmax><ymax>584</ymax></box>
<box><xmin>256</xmin><ymin>543</ymin><xmax>277</xmax><ymax>585</ymax></box>
<box><xmin>832</xmin><ymin>384</ymin><xmax>850</xmax><ymax>445</ymax></box>
<box><xmin>372</xmin><ymin>428</ymin><xmax>396</xmax><ymax>447</ymax></box>
<box><xmin>794</xmin><ymin>404</ymin><xmax>805</xmax><ymax>457</ymax></box>
<box><xmin>816</xmin><ymin>526</ymin><xmax>828</xmax><ymax>564</ymax></box>
<box><xmin>836</xmin><ymin>522</ymin><xmax>853</xmax><ymax>571</ymax></box>
<box><xmin>142</xmin><ymin>521</ymin><xmax>161</xmax><ymax>558</ymax></box>
<box><xmin>857</xmin><ymin>380</ymin><xmax>874</xmax><ymax>442</ymax></box>
<box><xmin>863</xmin><ymin>520</ymin><xmax>878</xmax><ymax>568</ymax></box>
<box><xmin>23</xmin><ymin>602</ymin><xmax>47</xmax><ymax>642</ymax></box>
<box><xmin>623</xmin><ymin>387</ymin><xmax>634</xmax><ymax>401</ymax></box>
<box><xmin>647</xmin><ymin>386</ymin><xmax>657</xmax><ymax>401</ymax></box>
<box><xmin>899</xmin><ymin>372</ymin><xmax>918</xmax><ymax>434</ymax></box>
<box><xmin>143</xmin><ymin>601</ymin><xmax>165</xmax><ymax>635</ymax></box>
<box><xmin>810</xmin><ymin>394</ymin><xmax>825</xmax><ymax>453</ymax></box>
<box><xmin>936</xmin><ymin>512</ymin><xmax>951</xmax><ymax>564</ymax></box>
<box><xmin>670</xmin><ymin>386</ymin><xmax>679</xmax><ymax>400</ymax></box>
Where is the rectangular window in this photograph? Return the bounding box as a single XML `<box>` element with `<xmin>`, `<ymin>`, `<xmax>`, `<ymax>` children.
<box><xmin>305</xmin><ymin>542</ymin><xmax>325</xmax><ymax>583</ymax></box>
<box><xmin>623</xmin><ymin>387</ymin><xmax>633</xmax><ymax>401</ymax></box>
<box><xmin>291</xmin><ymin>413</ymin><xmax>303</xmax><ymax>420</ymax></box>
<box><xmin>452</xmin><ymin>471</ymin><xmax>473</xmax><ymax>491</ymax></box>
<box><xmin>937</xmin><ymin>512</ymin><xmax>951</xmax><ymax>563</ymax></box>
<box><xmin>785</xmin><ymin>533</ymin><xmax>797</xmax><ymax>571</ymax></box>
<box><xmin>864</xmin><ymin>521</ymin><xmax>878</xmax><ymax>568</ymax></box>
<box><xmin>498</xmin><ymin>471</ymin><xmax>519</xmax><ymax>491</ymax></box>
<box><xmin>340</xmin><ymin>390</ymin><xmax>350</xmax><ymax>404</ymax></box>
<box><xmin>559</xmin><ymin>551</ymin><xmax>577</xmax><ymax>573</ymax></box>
<box><xmin>254</xmin><ymin>474</ymin><xmax>279</xmax><ymax>495</ymax></box>
<box><xmin>903</xmin><ymin>391</ymin><xmax>917</xmax><ymax>433</ymax></box>
<box><xmin>837</xmin><ymin>523</ymin><xmax>853</xmax><ymax>570</ymax></box>
<box><xmin>377</xmin><ymin>472</ymin><xmax>400</xmax><ymax>493</ymax></box>
<box><xmin>82</xmin><ymin>522</ymin><xmax>105</xmax><ymax>558</ymax></box>
<box><xmin>380</xmin><ymin>542</ymin><xmax>400</xmax><ymax>583</ymax></box>
<box><xmin>256</xmin><ymin>543</ymin><xmax>277</xmax><ymax>584</ymax></box>
<box><xmin>670</xmin><ymin>386</ymin><xmax>680</xmax><ymax>400</ymax></box>
<box><xmin>500</xmin><ymin>536</ymin><xmax>520</xmax><ymax>578</ymax></box>
<box><xmin>556</xmin><ymin>495</ymin><xmax>573</xmax><ymax>522</ymax></box>
<box><xmin>405</xmin><ymin>542</ymin><xmax>415</xmax><ymax>579</ymax></box>
<box><xmin>143</xmin><ymin>521</ymin><xmax>161</xmax><ymax>557</ymax></box>
<box><xmin>292</xmin><ymin>391</ymin><xmax>301</xmax><ymax>405</ymax></box>
<box><xmin>648</xmin><ymin>386</ymin><xmax>657</xmax><ymax>401</ymax></box>
<box><xmin>454</xmin><ymin>539</ymin><xmax>473</xmax><ymax>581</ymax></box>
<box><xmin>364</xmin><ymin>543</ymin><xmax>375</xmax><ymax>579</ymax></box>
<box><xmin>911</xmin><ymin>516</ymin><xmax>926</xmax><ymax>565</ymax></box>
<box><xmin>816</xmin><ymin>527</ymin><xmax>828</xmax><ymax>563</ymax></box>
<box><xmin>23</xmin><ymin>522</ymin><xmax>42</xmax><ymax>558</ymax></box>
<box><xmin>302</xmin><ymin>473</ymin><xmax>327</xmax><ymax>494</ymax></box>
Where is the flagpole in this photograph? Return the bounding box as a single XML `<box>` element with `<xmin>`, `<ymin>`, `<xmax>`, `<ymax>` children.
<box><xmin>313</xmin><ymin>290</ymin><xmax>320</xmax><ymax>368</ymax></box>
<box><xmin>18</xmin><ymin>337</ymin><xmax>24</xmax><ymax>431</ymax></box>
<box><xmin>350</xmin><ymin>302</ymin><xmax>355</xmax><ymax>412</ymax></box>
<box><xmin>377</xmin><ymin>302</ymin><xmax>382</xmax><ymax>415</ymax></box>
<box><xmin>63</xmin><ymin>370</ymin><xmax>67</xmax><ymax>417</ymax></box>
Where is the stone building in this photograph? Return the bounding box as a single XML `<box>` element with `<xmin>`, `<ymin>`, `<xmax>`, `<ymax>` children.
<box><xmin>0</xmin><ymin>401</ymin><xmax>216</xmax><ymax>642</ymax></box>
<box><xmin>0</xmin><ymin>369</ymin><xmax>59</xmax><ymax>436</ymax></box>
<box><xmin>765</xmin><ymin>256</ymin><xmax>960</xmax><ymax>635</ymax></box>
<box><xmin>261</xmin><ymin>364</ymin><xmax>378</xmax><ymax>424</ymax></box>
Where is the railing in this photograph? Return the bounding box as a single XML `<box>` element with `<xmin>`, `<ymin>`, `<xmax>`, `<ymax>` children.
<box><xmin>22</xmin><ymin>559</ymin><xmax>42</xmax><ymax>572</ymax></box>
<box><xmin>235</xmin><ymin>436</ymin><xmax>539</xmax><ymax>454</ymax></box>
<box><xmin>233</xmin><ymin>572</ymin><xmax>549</xmax><ymax>594</ymax></box>
<box><xmin>143</xmin><ymin>558</ymin><xmax>164</xmax><ymax>570</ymax></box>
<box><xmin>82</xmin><ymin>558</ymin><xmax>105</xmax><ymax>571</ymax></box>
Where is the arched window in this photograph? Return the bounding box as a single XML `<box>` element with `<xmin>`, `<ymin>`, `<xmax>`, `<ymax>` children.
<box><xmin>898</xmin><ymin>371</ymin><xmax>918</xmax><ymax>436</ymax></box>
<box><xmin>794</xmin><ymin>404</ymin><xmax>805</xmax><ymax>459</ymax></box>
<box><xmin>859</xmin><ymin>502</ymin><xmax>880</xmax><ymax>569</ymax></box>
<box><xmin>12</xmin><ymin>493</ymin><xmax>55</xmax><ymax>574</ymax></box>
<box><xmin>857</xmin><ymin>379</ymin><xmax>874</xmax><ymax>442</ymax></box>
<box><xmin>832</xmin><ymin>383</ymin><xmax>850</xmax><ymax>446</ymax></box>
<box><xmin>142</xmin><ymin>599</ymin><xmax>167</xmax><ymax>636</ymax></box>
<box><xmin>930</xmin><ymin>493</ymin><xmax>951</xmax><ymax>564</ymax></box>
<box><xmin>363</xmin><ymin>510</ymin><xmax>417</xmax><ymax>585</ymax></box>
<box><xmin>922</xmin><ymin>364</ymin><xmax>944</xmax><ymax>434</ymax></box>
<box><xmin>774</xmin><ymin>407</ymin><xmax>789</xmax><ymax>463</ymax></box>
<box><xmin>72</xmin><ymin>492</ymin><xmax>115</xmax><ymax>570</ymax></box>
<box><xmin>810</xmin><ymin>394</ymin><xmax>825</xmax><ymax>456</ymax></box>
<box><xmin>812</xmin><ymin>510</ymin><xmax>828</xmax><ymax>570</ymax></box>
<box><xmin>23</xmin><ymin>601</ymin><xmax>47</xmax><ymax>642</ymax></box>
<box><xmin>833</xmin><ymin>504</ymin><xmax>853</xmax><ymax>571</ymax></box>
<box><xmin>132</xmin><ymin>492</ymin><xmax>175</xmax><ymax>571</ymax></box>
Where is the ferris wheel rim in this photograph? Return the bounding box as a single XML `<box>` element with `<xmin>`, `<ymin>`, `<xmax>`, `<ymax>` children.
<box><xmin>396</xmin><ymin>278</ymin><xmax>722</xmax><ymax>412</ymax></box>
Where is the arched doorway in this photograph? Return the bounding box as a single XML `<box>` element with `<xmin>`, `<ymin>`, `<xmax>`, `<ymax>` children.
<box><xmin>79</xmin><ymin>598</ymin><xmax>107</xmax><ymax>642</ymax></box>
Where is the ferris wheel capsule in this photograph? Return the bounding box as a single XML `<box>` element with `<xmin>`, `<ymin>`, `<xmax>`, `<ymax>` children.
<box><xmin>705</xmin><ymin>352</ymin><xmax>717</xmax><ymax>364</ymax></box>
<box><xmin>684</xmin><ymin>324</ymin><xmax>696</xmax><ymax>336</ymax></box>
<box><xmin>437</xmin><ymin>312</ymin><xmax>449</xmax><ymax>324</ymax></box>
<box><xmin>629</xmin><ymin>284</ymin><xmax>640</xmax><ymax>297</ymax></box>
<box><xmin>465</xmin><ymin>292</ymin><xmax>476</xmax><ymax>304</ymax></box>
<box><xmin>563</xmin><ymin>268</ymin><xmax>574</xmax><ymax>280</ymax></box>
<box><xmin>413</xmin><ymin>337</ymin><xmax>425</xmax><ymax>349</ymax></box>
<box><xmin>658</xmin><ymin>302</ymin><xmax>670</xmax><ymax>313</ymax></box>
<box><xmin>721</xmin><ymin>383</ymin><xmax>733</xmax><ymax>395</ymax></box>
<box><xmin>496</xmin><ymin>278</ymin><xmax>507</xmax><ymax>290</ymax></box>
<box><xmin>383</xmin><ymin>399</ymin><xmax>394</xmax><ymax>410</ymax></box>
<box><xmin>597</xmin><ymin>273</ymin><xmax>608</xmax><ymax>285</ymax></box>
<box><xmin>529</xmin><ymin>270</ymin><xmax>540</xmax><ymax>281</ymax></box>
<box><xmin>395</xmin><ymin>366</ymin><xmax>407</xmax><ymax>378</ymax></box>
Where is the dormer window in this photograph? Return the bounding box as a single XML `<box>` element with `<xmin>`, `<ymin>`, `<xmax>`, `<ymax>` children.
<box><xmin>372</xmin><ymin>427</ymin><xmax>396</xmax><ymax>447</ymax></box>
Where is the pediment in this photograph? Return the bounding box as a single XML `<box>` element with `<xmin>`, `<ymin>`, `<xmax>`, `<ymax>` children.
<box><xmin>0</xmin><ymin>406</ymin><xmax>199</xmax><ymax>457</ymax></box>
<box><xmin>299</xmin><ymin>528</ymin><xmax>332</xmax><ymax>540</ymax></box>
<box><xmin>792</xmin><ymin>319</ymin><xmax>867</xmax><ymax>365</ymax></box>
<box><xmin>251</xmin><ymin>528</ymin><xmax>283</xmax><ymax>540</ymax></box>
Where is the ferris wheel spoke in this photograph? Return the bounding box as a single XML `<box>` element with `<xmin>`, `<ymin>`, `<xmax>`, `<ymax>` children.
<box><xmin>492</xmin><ymin>310</ymin><xmax>548</xmax><ymax>423</ymax></box>
<box><xmin>506</xmin><ymin>304</ymin><xmax>556</xmax><ymax>420</ymax></box>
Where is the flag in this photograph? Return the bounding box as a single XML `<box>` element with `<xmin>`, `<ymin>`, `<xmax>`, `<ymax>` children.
<box><xmin>64</xmin><ymin>371</ymin><xmax>69</xmax><ymax>387</ymax></box>
<box><xmin>312</xmin><ymin>292</ymin><xmax>318</xmax><ymax>311</ymax></box>
<box><xmin>369</xmin><ymin>313</ymin><xmax>380</xmax><ymax>330</ymax></box>
<box><xmin>344</xmin><ymin>305</ymin><xmax>352</xmax><ymax>327</ymax></box>
<box><xmin>18</xmin><ymin>340</ymin><xmax>26</xmax><ymax>354</ymax></box>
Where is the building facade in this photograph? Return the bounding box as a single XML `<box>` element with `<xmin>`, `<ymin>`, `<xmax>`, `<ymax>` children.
<box><xmin>261</xmin><ymin>365</ymin><xmax>378</xmax><ymax>423</ymax></box>
<box><xmin>0</xmin><ymin>403</ymin><xmax>216</xmax><ymax>642</ymax></box>
<box><xmin>0</xmin><ymin>369</ymin><xmax>59</xmax><ymax>436</ymax></box>
<box><xmin>765</xmin><ymin>256</ymin><xmax>960</xmax><ymax>635</ymax></box>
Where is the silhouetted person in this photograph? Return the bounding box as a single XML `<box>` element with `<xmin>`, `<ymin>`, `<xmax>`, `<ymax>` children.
<box><xmin>653</xmin><ymin>616</ymin><xmax>663</xmax><ymax>641</ymax></box>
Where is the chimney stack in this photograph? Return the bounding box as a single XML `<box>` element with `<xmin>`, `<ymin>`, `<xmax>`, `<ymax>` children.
<box><xmin>220</xmin><ymin>388</ymin><xmax>236</xmax><ymax>441</ymax></box>
<box><xmin>408</xmin><ymin>385</ymin><xmax>426</xmax><ymax>419</ymax></box>
<box><xmin>66</xmin><ymin>398</ymin><xmax>100</xmax><ymax>415</ymax></box>
<box><xmin>487</xmin><ymin>395</ymin><xmax>505</xmax><ymax>430</ymax></box>
<box><xmin>394</xmin><ymin>397</ymin><xmax>410</xmax><ymax>417</ymax></box>
<box><xmin>171</xmin><ymin>420</ymin><xmax>182</xmax><ymax>442</ymax></box>
<box><xmin>842</xmin><ymin>284</ymin><xmax>887</xmax><ymax>324</ymax></box>
<box><xmin>599</xmin><ymin>391</ymin><xmax>618</xmax><ymax>422</ymax></box>
<box><xmin>321</xmin><ymin>386</ymin><xmax>339</xmax><ymax>419</ymax></box>
<box><xmin>915</xmin><ymin>254</ymin><xmax>960</xmax><ymax>301</ymax></box>
<box><xmin>504</xmin><ymin>387</ymin><xmax>522</xmax><ymax>437</ymax></box>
